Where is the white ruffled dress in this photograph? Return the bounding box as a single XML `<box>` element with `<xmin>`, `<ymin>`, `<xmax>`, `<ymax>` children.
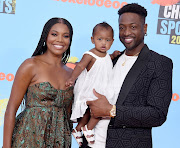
<box><xmin>70</xmin><ymin>51</ymin><xmax>114</xmax><ymax>122</ymax></box>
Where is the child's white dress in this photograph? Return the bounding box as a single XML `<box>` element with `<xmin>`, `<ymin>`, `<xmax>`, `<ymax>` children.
<box><xmin>71</xmin><ymin>51</ymin><xmax>115</xmax><ymax>148</ymax></box>
<box><xmin>71</xmin><ymin>51</ymin><xmax>114</xmax><ymax>121</ymax></box>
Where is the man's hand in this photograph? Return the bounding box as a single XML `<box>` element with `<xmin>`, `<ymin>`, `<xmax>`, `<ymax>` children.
<box><xmin>86</xmin><ymin>89</ymin><xmax>113</xmax><ymax>118</ymax></box>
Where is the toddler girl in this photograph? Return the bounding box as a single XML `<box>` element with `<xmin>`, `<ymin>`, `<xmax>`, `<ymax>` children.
<box><xmin>66</xmin><ymin>22</ymin><xmax>119</xmax><ymax>148</ymax></box>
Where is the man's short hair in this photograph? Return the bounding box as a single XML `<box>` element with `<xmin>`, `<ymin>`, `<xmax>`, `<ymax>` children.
<box><xmin>118</xmin><ymin>3</ymin><xmax>147</xmax><ymax>23</ymax></box>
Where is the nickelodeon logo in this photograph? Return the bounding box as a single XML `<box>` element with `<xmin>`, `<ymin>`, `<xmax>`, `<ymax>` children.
<box><xmin>172</xmin><ymin>93</ymin><xmax>180</xmax><ymax>101</ymax></box>
<box><xmin>54</xmin><ymin>0</ymin><xmax>128</xmax><ymax>9</ymax></box>
<box><xmin>0</xmin><ymin>72</ymin><xmax>14</xmax><ymax>81</ymax></box>
<box><xmin>0</xmin><ymin>0</ymin><xmax>16</xmax><ymax>14</ymax></box>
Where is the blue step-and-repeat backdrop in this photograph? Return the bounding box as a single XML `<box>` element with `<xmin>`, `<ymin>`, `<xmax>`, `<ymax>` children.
<box><xmin>0</xmin><ymin>0</ymin><xmax>180</xmax><ymax>147</ymax></box>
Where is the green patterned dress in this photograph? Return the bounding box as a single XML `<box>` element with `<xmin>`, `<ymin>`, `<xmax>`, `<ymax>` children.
<box><xmin>12</xmin><ymin>82</ymin><xmax>73</xmax><ymax>148</ymax></box>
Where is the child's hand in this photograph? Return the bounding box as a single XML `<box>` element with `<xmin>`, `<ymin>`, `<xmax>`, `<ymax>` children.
<box><xmin>110</xmin><ymin>50</ymin><xmax>121</xmax><ymax>60</ymax></box>
<box><xmin>65</xmin><ymin>78</ymin><xmax>74</xmax><ymax>88</ymax></box>
<box><xmin>112</xmin><ymin>50</ymin><xmax>121</xmax><ymax>58</ymax></box>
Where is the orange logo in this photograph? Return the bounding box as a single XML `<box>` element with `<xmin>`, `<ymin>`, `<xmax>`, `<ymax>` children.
<box><xmin>0</xmin><ymin>72</ymin><xmax>14</xmax><ymax>81</ymax></box>
<box><xmin>53</xmin><ymin>0</ymin><xmax>128</xmax><ymax>9</ymax></box>
<box><xmin>151</xmin><ymin>0</ymin><xmax>180</xmax><ymax>6</ymax></box>
<box><xmin>172</xmin><ymin>93</ymin><xmax>180</xmax><ymax>101</ymax></box>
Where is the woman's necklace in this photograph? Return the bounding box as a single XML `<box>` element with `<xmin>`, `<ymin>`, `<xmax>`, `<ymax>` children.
<box><xmin>122</xmin><ymin>51</ymin><xmax>140</xmax><ymax>66</ymax></box>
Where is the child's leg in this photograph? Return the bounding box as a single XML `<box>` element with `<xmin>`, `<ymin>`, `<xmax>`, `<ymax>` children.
<box><xmin>75</xmin><ymin>108</ymin><xmax>91</xmax><ymax>131</ymax></box>
<box><xmin>87</xmin><ymin>116</ymin><xmax>100</xmax><ymax>130</ymax></box>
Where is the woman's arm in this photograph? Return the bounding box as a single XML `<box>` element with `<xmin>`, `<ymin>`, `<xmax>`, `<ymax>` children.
<box><xmin>3</xmin><ymin>59</ymin><xmax>35</xmax><ymax>148</ymax></box>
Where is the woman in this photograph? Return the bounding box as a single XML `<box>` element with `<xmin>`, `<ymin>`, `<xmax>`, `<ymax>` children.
<box><xmin>3</xmin><ymin>17</ymin><xmax>74</xmax><ymax>148</ymax></box>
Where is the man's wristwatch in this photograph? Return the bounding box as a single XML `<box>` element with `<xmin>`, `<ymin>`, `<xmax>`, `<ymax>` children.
<box><xmin>109</xmin><ymin>105</ymin><xmax>116</xmax><ymax>118</ymax></box>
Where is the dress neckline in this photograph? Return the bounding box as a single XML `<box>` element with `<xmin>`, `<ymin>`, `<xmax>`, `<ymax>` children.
<box><xmin>85</xmin><ymin>51</ymin><xmax>108</xmax><ymax>59</ymax></box>
<box><xmin>29</xmin><ymin>81</ymin><xmax>73</xmax><ymax>91</ymax></box>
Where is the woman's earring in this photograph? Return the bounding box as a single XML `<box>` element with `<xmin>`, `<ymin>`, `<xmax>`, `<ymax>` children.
<box><xmin>43</xmin><ymin>42</ymin><xmax>46</xmax><ymax>46</ymax></box>
<box><xmin>145</xmin><ymin>33</ymin><xmax>147</xmax><ymax>36</ymax></box>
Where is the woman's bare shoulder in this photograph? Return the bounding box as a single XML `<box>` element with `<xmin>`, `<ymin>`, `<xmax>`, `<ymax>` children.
<box><xmin>17</xmin><ymin>57</ymin><xmax>40</xmax><ymax>77</ymax></box>
<box><xmin>22</xmin><ymin>55</ymin><xmax>46</xmax><ymax>67</ymax></box>
<box><xmin>19</xmin><ymin>58</ymin><xmax>36</xmax><ymax>69</ymax></box>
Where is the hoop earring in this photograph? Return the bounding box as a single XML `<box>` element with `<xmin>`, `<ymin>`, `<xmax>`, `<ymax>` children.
<box><xmin>43</xmin><ymin>42</ymin><xmax>46</xmax><ymax>46</ymax></box>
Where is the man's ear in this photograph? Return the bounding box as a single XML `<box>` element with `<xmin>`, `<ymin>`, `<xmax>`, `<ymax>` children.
<box><xmin>144</xmin><ymin>24</ymin><xmax>147</xmax><ymax>35</ymax></box>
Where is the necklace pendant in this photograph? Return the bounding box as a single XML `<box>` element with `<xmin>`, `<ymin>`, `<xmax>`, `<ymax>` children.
<box><xmin>122</xmin><ymin>62</ymin><xmax>125</xmax><ymax>66</ymax></box>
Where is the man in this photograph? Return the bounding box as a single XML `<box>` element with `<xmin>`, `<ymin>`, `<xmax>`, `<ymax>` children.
<box><xmin>86</xmin><ymin>3</ymin><xmax>173</xmax><ymax>148</ymax></box>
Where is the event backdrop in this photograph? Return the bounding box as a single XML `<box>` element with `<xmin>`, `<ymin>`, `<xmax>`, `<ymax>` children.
<box><xmin>0</xmin><ymin>0</ymin><xmax>180</xmax><ymax>147</ymax></box>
